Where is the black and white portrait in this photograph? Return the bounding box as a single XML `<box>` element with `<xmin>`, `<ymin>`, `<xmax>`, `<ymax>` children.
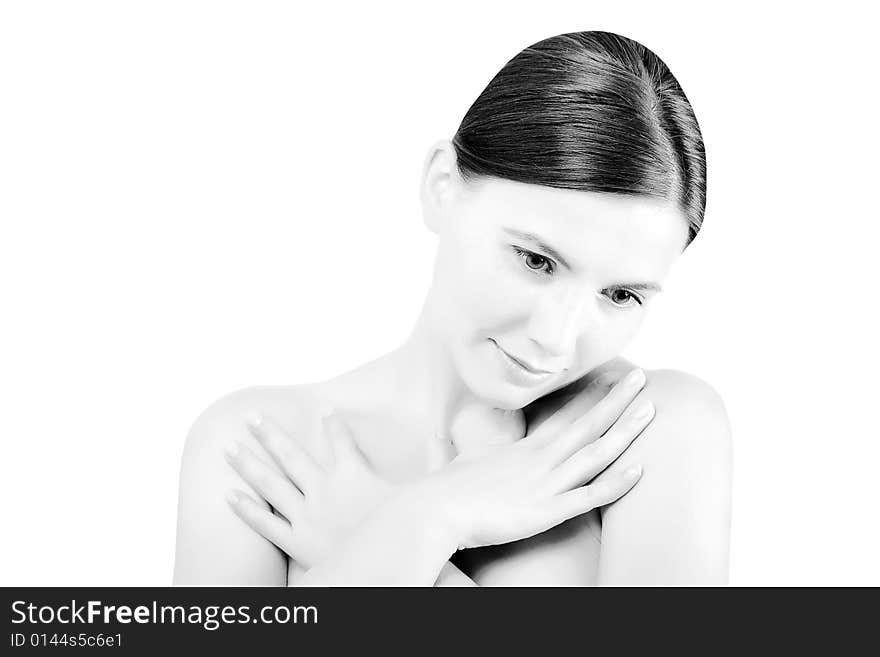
<box><xmin>2</xmin><ymin>2</ymin><xmax>877</xmax><ymax>588</ymax></box>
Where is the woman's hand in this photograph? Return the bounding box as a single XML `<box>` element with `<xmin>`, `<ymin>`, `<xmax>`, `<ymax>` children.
<box><xmin>413</xmin><ymin>368</ymin><xmax>654</xmax><ymax>550</ymax></box>
<box><xmin>222</xmin><ymin>367</ymin><xmax>653</xmax><ymax>579</ymax></box>
<box><xmin>223</xmin><ymin>410</ymin><xmax>396</xmax><ymax>570</ymax></box>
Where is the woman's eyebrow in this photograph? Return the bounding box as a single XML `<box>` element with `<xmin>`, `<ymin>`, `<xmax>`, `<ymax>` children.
<box><xmin>501</xmin><ymin>227</ymin><xmax>572</xmax><ymax>269</ymax></box>
<box><xmin>609</xmin><ymin>281</ymin><xmax>664</xmax><ymax>293</ymax></box>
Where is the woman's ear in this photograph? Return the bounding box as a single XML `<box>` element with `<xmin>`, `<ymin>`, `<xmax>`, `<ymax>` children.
<box><xmin>420</xmin><ymin>139</ymin><xmax>458</xmax><ymax>235</ymax></box>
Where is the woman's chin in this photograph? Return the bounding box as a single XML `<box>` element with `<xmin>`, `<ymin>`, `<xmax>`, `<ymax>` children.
<box><xmin>464</xmin><ymin>375</ymin><xmax>550</xmax><ymax>411</ymax></box>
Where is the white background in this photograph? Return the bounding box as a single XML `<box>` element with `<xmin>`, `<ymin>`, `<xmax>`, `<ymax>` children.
<box><xmin>1</xmin><ymin>1</ymin><xmax>877</xmax><ymax>586</ymax></box>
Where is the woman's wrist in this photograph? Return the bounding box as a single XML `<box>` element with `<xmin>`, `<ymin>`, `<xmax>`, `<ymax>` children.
<box><xmin>292</xmin><ymin>483</ymin><xmax>459</xmax><ymax>586</ymax></box>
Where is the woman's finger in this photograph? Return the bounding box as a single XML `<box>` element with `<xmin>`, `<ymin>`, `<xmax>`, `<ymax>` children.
<box><xmin>544</xmin><ymin>465</ymin><xmax>643</xmax><ymax>527</ymax></box>
<box><xmin>225</xmin><ymin>488</ymin><xmax>298</xmax><ymax>557</ymax></box>
<box><xmin>224</xmin><ymin>441</ymin><xmax>304</xmax><ymax>521</ymax></box>
<box><xmin>529</xmin><ymin>370</ymin><xmax>628</xmax><ymax>441</ymax></box>
<box><xmin>540</xmin><ymin>368</ymin><xmax>647</xmax><ymax>462</ymax></box>
<box><xmin>546</xmin><ymin>400</ymin><xmax>654</xmax><ymax>494</ymax></box>
<box><xmin>246</xmin><ymin>412</ymin><xmax>324</xmax><ymax>494</ymax></box>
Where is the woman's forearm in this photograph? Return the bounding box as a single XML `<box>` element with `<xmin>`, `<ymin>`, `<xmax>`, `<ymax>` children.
<box><xmin>291</xmin><ymin>551</ymin><xmax>477</xmax><ymax>587</ymax></box>
<box><xmin>291</xmin><ymin>486</ymin><xmax>460</xmax><ymax>587</ymax></box>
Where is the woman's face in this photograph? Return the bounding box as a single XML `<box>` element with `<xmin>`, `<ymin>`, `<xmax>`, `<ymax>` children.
<box><xmin>426</xmin><ymin>171</ymin><xmax>689</xmax><ymax>410</ymax></box>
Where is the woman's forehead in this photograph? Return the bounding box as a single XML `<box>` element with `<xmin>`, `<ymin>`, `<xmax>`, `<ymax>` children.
<box><xmin>460</xmin><ymin>178</ymin><xmax>689</xmax><ymax>259</ymax></box>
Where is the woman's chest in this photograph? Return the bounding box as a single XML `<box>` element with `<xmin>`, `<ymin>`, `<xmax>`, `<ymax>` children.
<box><xmin>308</xmin><ymin>377</ymin><xmax>613</xmax><ymax>586</ymax></box>
<box><xmin>341</xmin><ymin>421</ymin><xmax>603</xmax><ymax>585</ymax></box>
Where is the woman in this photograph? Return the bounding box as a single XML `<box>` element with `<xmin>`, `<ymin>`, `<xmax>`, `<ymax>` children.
<box><xmin>173</xmin><ymin>30</ymin><xmax>732</xmax><ymax>586</ymax></box>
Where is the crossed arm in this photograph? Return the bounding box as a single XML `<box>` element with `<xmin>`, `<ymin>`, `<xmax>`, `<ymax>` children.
<box><xmin>172</xmin><ymin>385</ymin><xmax>479</xmax><ymax>586</ymax></box>
<box><xmin>173</xmin><ymin>370</ymin><xmax>731</xmax><ymax>586</ymax></box>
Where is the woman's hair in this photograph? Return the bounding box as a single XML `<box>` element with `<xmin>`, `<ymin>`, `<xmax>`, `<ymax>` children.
<box><xmin>452</xmin><ymin>31</ymin><xmax>706</xmax><ymax>246</ymax></box>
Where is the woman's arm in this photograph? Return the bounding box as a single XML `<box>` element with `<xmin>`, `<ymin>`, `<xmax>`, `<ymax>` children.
<box><xmin>287</xmin><ymin>484</ymin><xmax>460</xmax><ymax>586</ymax></box>
<box><xmin>594</xmin><ymin>369</ymin><xmax>733</xmax><ymax>585</ymax></box>
<box><xmin>228</xmin><ymin>370</ymin><xmax>655</xmax><ymax>585</ymax></box>
<box><xmin>173</xmin><ymin>387</ymin><xmax>289</xmax><ymax>585</ymax></box>
<box><xmin>174</xmin><ymin>391</ymin><xmax>477</xmax><ymax>586</ymax></box>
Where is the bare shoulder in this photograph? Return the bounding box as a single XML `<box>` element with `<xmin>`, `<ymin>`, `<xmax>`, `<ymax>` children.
<box><xmin>595</xmin><ymin>366</ymin><xmax>733</xmax><ymax>498</ymax></box>
<box><xmin>585</xmin><ymin>364</ymin><xmax>733</xmax><ymax>492</ymax></box>
<box><xmin>641</xmin><ymin>368</ymin><xmax>732</xmax><ymax>457</ymax></box>
<box><xmin>595</xmin><ymin>367</ymin><xmax>733</xmax><ymax>584</ymax></box>
<box><xmin>173</xmin><ymin>383</ymin><xmax>327</xmax><ymax>585</ymax></box>
<box><xmin>645</xmin><ymin>368</ymin><xmax>727</xmax><ymax>407</ymax></box>
<box><xmin>183</xmin><ymin>383</ymin><xmax>327</xmax><ymax>457</ymax></box>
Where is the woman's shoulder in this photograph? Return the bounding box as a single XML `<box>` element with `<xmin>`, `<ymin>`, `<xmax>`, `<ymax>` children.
<box><xmin>190</xmin><ymin>383</ymin><xmax>323</xmax><ymax>425</ymax></box>
<box><xmin>174</xmin><ymin>383</ymin><xmax>329</xmax><ymax>585</ymax></box>
<box><xmin>527</xmin><ymin>359</ymin><xmax>731</xmax><ymax>476</ymax></box>
<box><xmin>592</xmin><ymin>363</ymin><xmax>733</xmax><ymax>583</ymax></box>
<box><xmin>622</xmin><ymin>363</ymin><xmax>732</xmax><ymax>479</ymax></box>
<box><xmin>546</xmin><ymin>356</ymin><xmax>731</xmax><ymax>465</ymax></box>
<box><xmin>183</xmin><ymin>383</ymin><xmax>331</xmax><ymax>457</ymax></box>
<box><xmin>593</xmin><ymin>356</ymin><xmax>729</xmax><ymax>428</ymax></box>
<box><xmin>642</xmin><ymin>366</ymin><xmax>730</xmax><ymax>439</ymax></box>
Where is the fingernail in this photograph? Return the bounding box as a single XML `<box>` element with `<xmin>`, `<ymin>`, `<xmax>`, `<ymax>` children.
<box><xmin>245</xmin><ymin>412</ymin><xmax>264</xmax><ymax>436</ymax></box>
<box><xmin>630</xmin><ymin>399</ymin><xmax>654</xmax><ymax>420</ymax></box>
<box><xmin>624</xmin><ymin>368</ymin><xmax>646</xmax><ymax>388</ymax></box>
<box><xmin>225</xmin><ymin>489</ymin><xmax>240</xmax><ymax>505</ymax></box>
<box><xmin>322</xmin><ymin>410</ymin><xmax>345</xmax><ymax>432</ymax></box>
<box><xmin>625</xmin><ymin>465</ymin><xmax>643</xmax><ymax>479</ymax></box>
<box><xmin>224</xmin><ymin>442</ymin><xmax>240</xmax><ymax>460</ymax></box>
<box><xmin>591</xmin><ymin>371</ymin><xmax>625</xmax><ymax>389</ymax></box>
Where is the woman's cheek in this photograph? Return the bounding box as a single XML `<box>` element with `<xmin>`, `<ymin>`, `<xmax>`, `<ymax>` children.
<box><xmin>602</xmin><ymin>311</ymin><xmax>645</xmax><ymax>356</ymax></box>
<box><xmin>461</xmin><ymin>259</ymin><xmax>530</xmax><ymax>326</ymax></box>
<box><xmin>567</xmin><ymin>310</ymin><xmax>642</xmax><ymax>372</ymax></box>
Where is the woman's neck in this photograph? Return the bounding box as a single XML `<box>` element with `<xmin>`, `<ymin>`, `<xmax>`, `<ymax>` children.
<box><xmin>382</xmin><ymin>299</ymin><xmax>527</xmax><ymax>457</ymax></box>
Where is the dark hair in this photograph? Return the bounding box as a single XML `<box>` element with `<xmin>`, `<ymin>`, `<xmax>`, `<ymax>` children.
<box><xmin>452</xmin><ymin>31</ymin><xmax>706</xmax><ymax>246</ymax></box>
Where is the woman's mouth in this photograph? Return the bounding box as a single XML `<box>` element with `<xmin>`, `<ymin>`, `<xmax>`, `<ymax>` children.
<box><xmin>489</xmin><ymin>338</ymin><xmax>558</xmax><ymax>384</ymax></box>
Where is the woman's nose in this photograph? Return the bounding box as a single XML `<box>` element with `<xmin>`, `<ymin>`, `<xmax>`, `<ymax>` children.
<box><xmin>525</xmin><ymin>288</ymin><xmax>593</xmax><ymax>358</ymax></box>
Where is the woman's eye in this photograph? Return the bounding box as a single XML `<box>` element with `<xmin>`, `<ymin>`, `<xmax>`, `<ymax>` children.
<box><xmin>605</xmin><ymin>288</ymin><xmax>643</xmax><ymax>307</ymax></box>
<box><xmin>513</xmin><ymin>247</ymin><xmax>554</xmax><ymax>275</ymax></box>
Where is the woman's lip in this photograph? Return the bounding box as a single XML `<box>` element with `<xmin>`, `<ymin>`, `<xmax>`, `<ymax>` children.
<box><xmin>490</xmin><ymin>339</ymin><xmax>558</xmax><ymax>375</ymax></box>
